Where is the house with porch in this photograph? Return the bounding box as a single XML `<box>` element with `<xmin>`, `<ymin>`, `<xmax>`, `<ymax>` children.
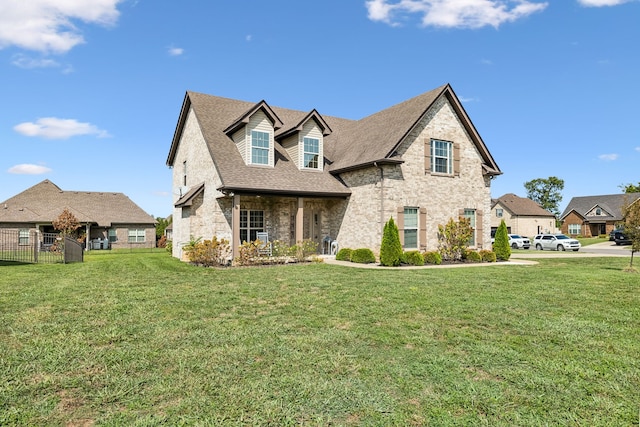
<box><xmin>560</xmin><ymin>193</ymin><xmax>640</xmax><ymax>237</ymax></box>
<box><xmin>491</xmin><ymin>193</ymin><xmax>557</xmax><ymax>238</ymax></box>
<box><xmin>166</xmin><ymin>83</ymin><xmax>502</xmax><ymax>260</ymax></box>
<box><xmin>0</xmin><ymin>180</ymin><xmax>156</xmax><ymax>249</ymax></box>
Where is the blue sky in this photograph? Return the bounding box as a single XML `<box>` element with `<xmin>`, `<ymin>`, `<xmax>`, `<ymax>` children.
<box><xmin>1</xmin><ymin>0</ymin><xmax>639</xmax><ymax>218</ymax></box>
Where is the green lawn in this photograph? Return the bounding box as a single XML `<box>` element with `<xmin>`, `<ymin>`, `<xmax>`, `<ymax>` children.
<box><xmin>1</xmin><ymin>252</ymin><xmax>638</xmax><ymax>426</ymax></box>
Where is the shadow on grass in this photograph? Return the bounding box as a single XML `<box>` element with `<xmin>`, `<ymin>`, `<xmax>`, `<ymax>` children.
<box><xmin>0</xmin><ymin>260</ymin><xmax>32</xmax><ymax>266</ymax></box>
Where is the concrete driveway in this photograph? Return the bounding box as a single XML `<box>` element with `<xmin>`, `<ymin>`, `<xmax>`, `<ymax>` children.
<box><xmin>511</xmin><ymin>240</ymin><xmax>632</xmax><ymax>258</ymax></box>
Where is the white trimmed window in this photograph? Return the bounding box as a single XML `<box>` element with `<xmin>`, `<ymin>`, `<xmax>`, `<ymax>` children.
<box><xmin>431</xmin><ymin>139</ymin><xmax>453</xmax><ymax>174</ymax></box>
<box><xmin>568</xmin><ymin>224</ymin><xmax>581</xmax><ymax>235</ymax></box>
<box><xmin>463</xmin><ymin>209</ymin><xmax>476</xmax><ymax>246</ymax></box>
<box><xmin>128</xmin><ymin>229</ymin><xmax>145</xmax><ymax>243</ymax></box>
<box><xmin>240</xmin><ymin>210</ymin><xmax>264</xmax><ymax>243</ymax></box>
<box><xmin>303</xmin><ymin>137</ymin><xmax>320</xmax><ymax>169</ymax></box>
<box><xmin>496</xmin><ymin>208</ymin><xmax>503</xmax><ymax>218</ymax></box>
<box><xmin>251</xmin><ymin>130</ymin><xmax>270</xmax><ymax>165</ymax></box>
<box><xmin>403</xmin><ymin>207</ymin><xmax>418</xmax><ymax>249</ymax></box>
<box><xmin>18</xmin><ymin>229</ymin><xmax>29</xmax><ymax>245</ymax></box>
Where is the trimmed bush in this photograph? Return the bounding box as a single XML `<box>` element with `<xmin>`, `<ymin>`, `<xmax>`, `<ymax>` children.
<box><xmin>479</xmin><ymin>249</ymin><xmax>497</xmax><ymax>263</ymax></box>
<box><xmin>465</xmin><ymin>250</ymin><xmax>482</xmax><ymax>263</ymax></box>
<box><xmin>335</xmin><ymin>248</ymin><xmax>353</xmax><ymax>261</ymax></box>
<box><xmin>351</xmin><ymin>248</ymin><xmax>376</xmax><ymax>264</ymax></box>
<box><xmin>380</xmin><ymin>217</ymin><xmax>403</xmax><ymax>266</ymax></box>
<box><xmin>493</xmin><ymin>220</ymin><xmax>511</xmax><ymax>261</ymax></box>
<box><xmin>402</xmin><ymin>250</ymin><xmax>424</xmax><ymax>266</ymax></box>
<box><xmin>423</xmin><ymin>251</ymin><xmax>442</xmax><ymax>265</ymax></box>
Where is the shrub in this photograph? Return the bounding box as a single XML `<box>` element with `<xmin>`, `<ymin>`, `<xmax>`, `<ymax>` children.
<box><xmin>185</xmin><ymin>236</ymin><xmax>231</xmax><ymax>267</ymax></box>
<box><xmin>157</xmin><ymin>235</ymin><xmax>167</xmax><ymax>248</ymax></box>
<box><xmin>465</xmin><ymin>250</ymin><xmax>482</xmax><ymax>263</ymax></box>
<box><xmin>423</xmin><ymin>251</ymin><xmax>442</xmax><ymax>265</ymax></box>
<box><xmin>437</xmin><ymin>217</ymin><xmax>473</xmax><ymax>261</ymax></box>
<box><xmin>234</xmin><ymin>240</ymin><xmax>261</xmax><ymax>266</ymax></box>
<box><xmin>351</xmin><ymin>248</ymin><xmax>376</xmax><ymax>264</ymax></box>
<box><xmin>380</xmin><ymin>217</ymin><xmax>403</xmax><ymax>266</ymax></box>
<box><xmin>335</xmin><ymin>248</ymin><xmax>353</xmax><ymax>261</ymax></box>
<box><xmin>165</xmin><ymin>240</ymin><xmax>173</xmax><ymax>253</ymax></box>
<box><xmin>493</xmin><ymin>220</ymin><xmax>511</xmax><ymax>261</ymax></box>
<box><xmin>402</xmin><ymin>250</ymin><xmax>424</xmax><ymax>266</ymax></box>
<box><xmin>479</xmin><ymin>249</ymin><xmax>496</xmax><ymax>262</ymax></box>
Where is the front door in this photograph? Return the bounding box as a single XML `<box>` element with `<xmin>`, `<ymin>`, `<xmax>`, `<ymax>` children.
<box><xmin>304</xmin><ymin>210</ymin><xmax>322</xmax><ymax>250</ymax></box>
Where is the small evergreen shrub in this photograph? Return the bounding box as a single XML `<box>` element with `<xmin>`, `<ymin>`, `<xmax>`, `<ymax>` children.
<box><xmin>493</xmin><ymin>220</ymin><xmax>511</xmax><ymax>261</ymax></box>
<box><xmin>351</xmin><ymin>248</ymin><xmax>376</xmax><ymax>264</ymax></box>
<box><xmin>380</xmin><ymin>217</ymin><xmax>403</xmax><ymax>266</ymax></box>
<box><xmin>423</xmin><ymin>251</ymin><xmax>442</xmax><ymax>265</ymax></box>
<box><xmin>465</xmin><ymin>250</ymin><xmax>482</xmax><ymax>263</ymax></box>
<box><xmin>402</xmin><ymin>250</ymin><xmax>424</xmax><ymax>266</ymax></box>
<box><xmin>335</xmin><ymin>248</ymin><xmax>353</xmax><ymax>261</ymax></box>
<box><xmin>479</xmin><ymin>249</ymin><xmax>497</xmax><ymax>263</ymax></box>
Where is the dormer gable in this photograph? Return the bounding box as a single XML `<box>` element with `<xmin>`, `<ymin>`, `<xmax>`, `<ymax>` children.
<box><xmin>586</xmin><ymin>204</ymin><xmax>613</xmax><ymax>217</ymax></box>
<box><xmin>224</xmin><ymin>101</ymin><xmax>283</xmax><ymax>167</ymax></box>
<box><xmin>277</xmin><ymin>110</ymin><xmax>331</xmax><ymax>171</ymax></box>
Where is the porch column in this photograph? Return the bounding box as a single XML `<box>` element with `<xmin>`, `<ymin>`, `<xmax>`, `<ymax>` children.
<box><xmin>295</xmin><ymin>197</ymin><xmax>304</xmax><ymax>244</ymax></box>
<box><xmin>85</xmin><ymin>223</ymin><xmax>90</xmax><ymax>251</ymax></box>
<box><xmin>232</xmin><ymin>194</ymin><xmax>241</xmax><ymax>259</ymax></box>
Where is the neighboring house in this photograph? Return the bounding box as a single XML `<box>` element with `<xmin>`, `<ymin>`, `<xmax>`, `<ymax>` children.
<box><xmin>491</xmin><ymin>193</ymin><xmax>557</xmax><ymax>238</ymax></box>
<box><xmin>560</xmin><ymin>193</ymin><xmax>640</xmax><ymax>237</ymax></box>
<box><xmin>0</xmin><ymin>180</ymin><xmax>157</xmax><ymax>249</ymax></box>
<box><xmin>166</xmin><ymin>83</ymin><xmax>502</xmax><ymax>260</ymax></box>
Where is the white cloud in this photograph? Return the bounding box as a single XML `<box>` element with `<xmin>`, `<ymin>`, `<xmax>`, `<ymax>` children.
<box><xmin>246</xmin><ymin>35</ymin><xmax>253</xmax><ymax>42</ymax></box>
<box><xmin>0</xmin><ymin>0</ymin><xmax>123</xmax><ymax>54</ymax></box>
<box><xmin>8</xmin><ymin>164</ymin><xmax>52</xmax><ymax>175</ymax></box>
<box><xmin>635</xmin><ymin>147</ymin><xmax>640</xmax><ymax>152</ymax></box>
<box><xmin>14</xmin><ymin>118</ymin><xmax>110</xmax><ymax>140</ymax></box>
<box><xmin>365</xmin><ymin>0</ymin><xmax>548</xmax><ymax>29</ymax></box>
<box><xmin>168</xmin><ymin>46</ymin><xmax>184</xmax><ymax>56</ymax></box>
<box><xmin>11</xmin><ymin>54</ymin><xmax>60</xmax><ymax>69</ymax></box>
<box><xmin>598</xmin><ymin>153</ymin><xmax>619</xmax><ymax>161</ymax></box>
<box><xmin>578</xmin><ymin>0</ymin><xmax>631</xmax><ymax>6</ymax></box>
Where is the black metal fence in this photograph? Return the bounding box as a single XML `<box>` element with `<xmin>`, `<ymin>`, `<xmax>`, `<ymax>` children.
<box><xmin>0</xmin><ymin>230</ymin><xmax>83</xmax><ymax>264</ymax></box>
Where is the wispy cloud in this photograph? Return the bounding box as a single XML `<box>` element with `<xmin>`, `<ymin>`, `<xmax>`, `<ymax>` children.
<box><xmin>365</xmin><ymin>0</ymin><xmax>548</xmax><ymax>29</ymax></box>
<box><xmin>8</xmin><ymin>164</ymin><xmax>52</xmax><ymax>175</ymax></box>
<box><xmin>14</xmin><ymin>118</ymin><xmax>110</xmax><ymax>140</ymax></box>
<box><xmin>635</xmin><ymin>147</ymin><xmax>640</xmax><ymax>152</ymax></box>
<box><xmin>598</xmin><ymin>153</ymin><xmax>619</xmax><ymax>161</ymax></box>
<box><xmin>168</xmin><ymin>46</ymin><xmax>184</xmax><ymax>56</ymax></box>
<box><xmin>0</xmin><ymin>0</ymin><xmax>123</xmax><ymax>54</ymax></box>
<box><xmin>246</xmin><ymin>35</ymin><xmax>253</xmax><ymax>42</ymax></box>
<box><xmin>578</xmin><ymin>0</ymin><xmax>631</xmax><ymax>6</ymax></box>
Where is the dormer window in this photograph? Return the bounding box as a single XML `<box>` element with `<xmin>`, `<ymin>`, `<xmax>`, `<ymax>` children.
<box><xmin>251</xmin><ymin>130</ymin><xmax>270</xmax><ymax>165</ymax></box>
<box><xmin>303</xmin><ymin>137</ymin><xmax>320</xmax><ymax>169</ymax></box>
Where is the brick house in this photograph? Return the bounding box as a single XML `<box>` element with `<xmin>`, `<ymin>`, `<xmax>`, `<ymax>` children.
<box><xmin>491</xmin><ymin>193</ymin><xmax>557</xmax><ymax>238</ymax></box>
<box><xmin>166</xmin><ymin>83</ymin><xmax>502</xmax><ymax>260</ymax></box>
<box><xmin>560</xmin><ymin>193</ymin><xmax>640</xmax><ymax>237</ymax></box>
<box><xmin>0</xmin><ymin>180</ymin><xmax>157</xmax><ymax>249</ymax></box>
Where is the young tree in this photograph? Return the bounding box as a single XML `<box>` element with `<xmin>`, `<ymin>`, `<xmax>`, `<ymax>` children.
<box><xmin>155</xmin><ymin>216</ymin><xmax>171</xmax><ymax>238</ymax></box>
<box><xmin>493</xmin><ymin>219</ymin><xmax>511</xmax><ymax>261</ymax></box>
<box><xmin>380</xmin><ymin>217</ymin><xmax>402</xmax><ymax>266</ymax></box>
<box><xmin>620</xmin><ymin>197</ymin><xmax>640</xmax><ymax>271</ymax></box>
<box><xmin>437</xmin><ymin>217</ymin><xmax>473</xmax><ymax>261</ymax></box>
<box><xmin>52</xmin><ymin>208</ymin><xmax>81</xmax><ymax>237</ymax></box>
<box><xmin>524</xmin><ymin>176</ymin><xmax>564</xmax><ymax>218</ymax></box>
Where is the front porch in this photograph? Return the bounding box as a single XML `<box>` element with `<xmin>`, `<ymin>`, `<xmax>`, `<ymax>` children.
<box><xmin>225</xmin><ymin>194</ymin><xmax>346</xmax><ymax>259</ymax></box>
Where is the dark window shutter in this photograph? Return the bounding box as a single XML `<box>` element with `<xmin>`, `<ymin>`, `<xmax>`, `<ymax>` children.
<box><xmin>397</xmin><ymin>206</ymin><xmax>405</xmax><ymax>247</ymax></box>
<box><xmin>419</xmin><ymin>208</ymin><xmax>427</xmax><ymax>250</ymax></box>
<box><xmin>424</xmin><ymin>139</ymin><xmax>431</xmax><ymax>175</ymax></box>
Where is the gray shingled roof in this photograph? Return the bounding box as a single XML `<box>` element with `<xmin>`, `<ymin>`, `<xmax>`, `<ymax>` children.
<box><xmin>493</xmin><ymin>193</ymin><xmax>555</xmax><ymax>217</ymax></box>
<box><xmin>166</xmin><ymin>84</ymin><xmax>502</xmax><ymax>196</ymax></box>
<box><xmin>560</xmin><ymin>193</ymin><xmax>640</xmax><ymax>221</ymax></box>
<box><xmin>0</xmin><ymin>180</ymin><xmax>156</xmax><ymax>227</ymax></box>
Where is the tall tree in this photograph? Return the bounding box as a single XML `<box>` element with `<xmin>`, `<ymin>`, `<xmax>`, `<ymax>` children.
<box><xmin>620</xmin><ymin>197</ymin><xmax>640</xmax><ymax>271</ymax></box>
<box><xmin>524</xmin><ymin>176</ymin><xmax>564</xmax><ymax>218</ymax></box>
<box><xmin>619</xmin><ymin>182</ymin><xmax>640</xmax><ymax>194</ymax></box>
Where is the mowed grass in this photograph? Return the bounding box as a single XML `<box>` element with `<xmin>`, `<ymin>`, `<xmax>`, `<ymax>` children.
<box><xmin>0</xmin><ymin>252</ymin><xmax>638</xmax><ymax>426</ymax></box>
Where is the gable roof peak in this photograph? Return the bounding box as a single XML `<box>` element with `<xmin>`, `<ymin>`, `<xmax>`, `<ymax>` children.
<box><xmin>223</xmin><ymin>99</ymin><xmax>284</xmax><ymax>135</ymax></box>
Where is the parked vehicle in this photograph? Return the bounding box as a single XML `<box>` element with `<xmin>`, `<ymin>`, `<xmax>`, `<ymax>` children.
<box><xmin>613</xmin><ymin>231</ymin><xmax>631</xmax><ymax>245</ymax></box>
<box><xmin>508</xmin><ymin>234</ymin><xmax>530</xmax><ymax>249</ymax></box>
<box><xmin>533</xmin><ymin>234</ymin><xmax>581</xmax><ymax>251</ymax></box>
